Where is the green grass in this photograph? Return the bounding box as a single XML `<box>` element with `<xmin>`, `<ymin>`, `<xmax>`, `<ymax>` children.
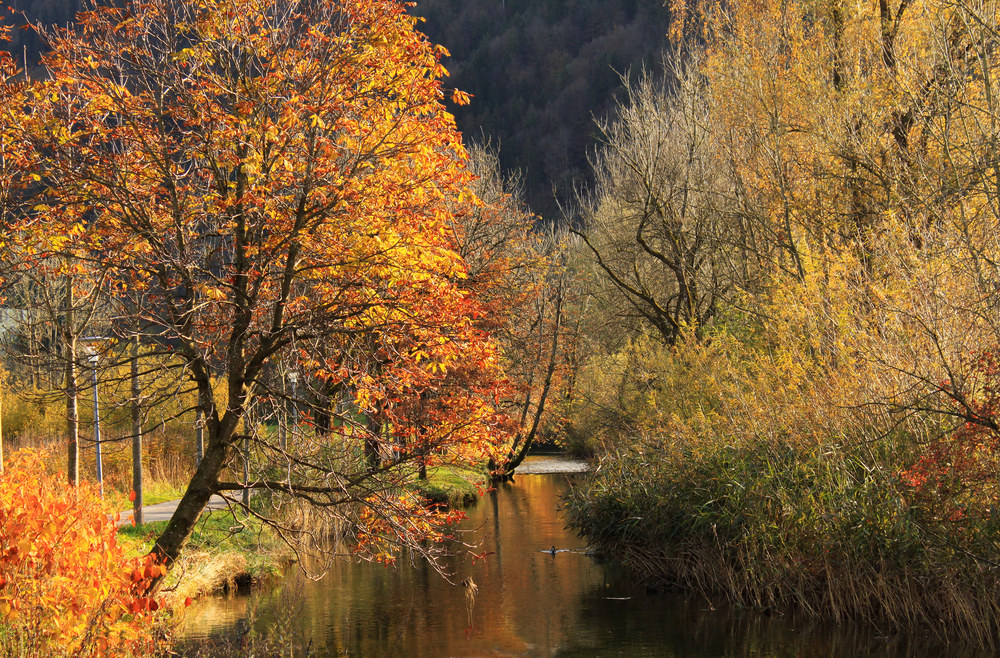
<box><xmin>119</xmin><ymin>508</ymin><xmax>272</xmax><ymax>555</ymax></box>
<box><xmin>107</xmin><ymin>481</ymin><xmax>189</xmax><ymax>516</ymax></box>
<box><xmin>118</xmin><ymin>507</ymin><xmax>285</xmax><ymax>589</ymax></box>
<box><xmin>140</xmin><ymin>482</ymin><xmax>188</xmax><ymax>505</ymax></box>
<box><xmin>412</xmin><ymin>464</ymin><xmax>485</xmax><ymax>507</ymax></box>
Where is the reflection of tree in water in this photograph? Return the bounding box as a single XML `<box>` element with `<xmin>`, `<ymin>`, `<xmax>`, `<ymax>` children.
<box><xmin>179</xmin><ymin>470</ymin><xmax>603</xmax><ymax>655</ymax></box>
<box><xmin>569</xmin><ymin>575</ymin><xmax>984</xmax><ymax>657</ymax></box>
<box><xmin>178</xmin><ymin>465</ymin><xmax>944</xmax><ymax>656</ymax></box>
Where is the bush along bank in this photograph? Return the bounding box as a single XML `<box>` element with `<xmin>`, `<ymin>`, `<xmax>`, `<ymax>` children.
<box><xmin>411</xmin><ymin>464</ymin><xmax>487</xmax><ymax>508</ymax></box>
<box><xmin>564</xmin><ymin>432</ymin><xmax>1000</xmax><ymax>646</ymax></box>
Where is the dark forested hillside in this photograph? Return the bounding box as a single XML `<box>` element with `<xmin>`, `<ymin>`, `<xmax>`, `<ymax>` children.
<box><xmin>4</xmin><ymin>0</ymin><xmax>671</xmax><ymax>220</ymax></box>
<box><xmin>1</xmin><ymin>1</ymin><xmax>81</xmax><ymax>73</ymax></box>
<box><xmin>416</xmin><ymin>0</ymin><xmax>671</xmax><ymax>220</ymax></box>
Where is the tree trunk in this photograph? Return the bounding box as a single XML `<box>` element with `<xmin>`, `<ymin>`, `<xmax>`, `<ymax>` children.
<box><xmin>242</xmin><ymin>432</ymin><xmax>250</xmax><ymax>507</ymax></box>
<box><xmin>195</xmin><ymin>408</ymin><xmax>204</xmax><ymax>465</ymax></box>
<box><xmin>64</xmin><ymin>277</ymin><xmax>79</xmax><ymax>486</ymax></box>
<box><xmin>496</xmin><ymin>281</ymin><xmax>563</xmax><ymax>482</ymax></box>
<box><xmin>65</xmin><ymin>344</ymin><xmax>79</xmax><ymax>485</ymax></box>
<box><xmin>0</xmin><ymin>374</ymin><xmax>5</xmax><ymax>474</ymax></box>
<box><xmin>27</xmin><ymin>315</ymin><xmax>39</xmax><ymax>390</ymax></box>
<box><xmin>131</xmin><ymin>334</ymin><xmax>143</xmax><ymax>525</ymax></box>
<box><xmin>195</xmin><ymin>378</ymin><xmax>209</xmax><ymax>465</ymax></box>
<box><xmin>365</xmin><ymin>412</ymin><xmax>381</xmax><ymax>472</ymax></box>
<box><xmin>149</xmin><ymin>433</ymin><xmax>230</xmax><ymax>581</ymax></box>
<box><xmin>315</xmin><ymin>381</ymin><xmax>337</xmax><ymax>437</ymax></box>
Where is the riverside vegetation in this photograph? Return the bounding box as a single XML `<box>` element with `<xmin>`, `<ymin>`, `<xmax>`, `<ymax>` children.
<box><xmin>560</xmin><ymin>0</ymin><xmax>1000</xmax><ymax>645</ymax></box>
<box><xmin>0</xmin><ymin>383</ymin><xmax>490</xmax><ymax>655</ymax></box>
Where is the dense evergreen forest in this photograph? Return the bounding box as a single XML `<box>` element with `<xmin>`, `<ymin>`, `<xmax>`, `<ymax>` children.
<box><xmin>3</xmin><ymin>0</ymin><xmax>671</xmax><ymax>220</ymax></box>
<box><xmin>416</xmin><ymin>0</ymin><xmax>670</xmax><ymax>218</ymax></box>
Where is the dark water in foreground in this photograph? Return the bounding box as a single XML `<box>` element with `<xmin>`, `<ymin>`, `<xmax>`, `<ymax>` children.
<box><xmin>176</xmin><ymin>456</ymin><xmax>982</xmax><ymax>657</ymax></box>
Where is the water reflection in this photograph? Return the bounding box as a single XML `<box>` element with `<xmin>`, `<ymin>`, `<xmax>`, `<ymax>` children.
<box><xmin>177</xmin><ymin>457</ymin><xmax>991</xmax><ymax>657</ymax></box>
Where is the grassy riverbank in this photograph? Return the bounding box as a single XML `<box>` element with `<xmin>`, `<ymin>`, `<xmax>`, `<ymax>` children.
<box><xmin>114</xmin><ymin>464</ymin><xmax>486</xmax><ymax>604</ymax></box>
<box><xmin>412</xmin><ymin>464</ymin><xmax>486</xmax><ymax>507</ymax></box>
<box><xmin>567</xmin><ymin>438</ymin><xmax>1000</xmax><ymax>641</ymax></box>
<box><xmin>118</xmin><ymin>510</ymin><xmax>289</xmax><ymax>603</ymax></box>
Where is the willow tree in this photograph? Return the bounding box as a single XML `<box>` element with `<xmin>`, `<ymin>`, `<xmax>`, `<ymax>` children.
<box><xmin>16</xmin><ymin>0</ymin><xmax>511</xmax><ymax>580</ymax></box>
<box><xmin>674</xmin><ymin>0</ymin><xmax>1000</xmax><ymax>521</ymax></box>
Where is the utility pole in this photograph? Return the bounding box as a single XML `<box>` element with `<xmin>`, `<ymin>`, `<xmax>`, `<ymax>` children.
<box><xmin>88</xmin><ymin>350</ymin><xmax>103</xmax><ymax>498</ymax></box>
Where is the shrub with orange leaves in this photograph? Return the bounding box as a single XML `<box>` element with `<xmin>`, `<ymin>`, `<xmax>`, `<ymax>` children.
<box><xmin>0</xmin><ymin>450</ymin><xmax>164</xmax><ymax>656</ymax></box>
<box><xmin>901</xmin><ymin>350</ymin><xmax>1000</xmax><ymax>530</ymax></box>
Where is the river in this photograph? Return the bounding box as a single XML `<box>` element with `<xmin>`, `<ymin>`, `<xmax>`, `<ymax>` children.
<box><xmin>175</xmin><ymin>456</ymin><xmax>976</xmax><ymax>656</ymax></box>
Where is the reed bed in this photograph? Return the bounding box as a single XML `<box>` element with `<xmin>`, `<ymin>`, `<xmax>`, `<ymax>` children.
<box><xmin>565</xmin><ymin>436</ymin><xmax>1000</xmax><ymax>645</ymax></box>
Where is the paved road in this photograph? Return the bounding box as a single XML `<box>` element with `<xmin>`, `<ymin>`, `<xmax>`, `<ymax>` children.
<box><xmin>514</xmin><ymin>456</ymin><xmax>590</xmax><ymax>474</ymax></box>
<box><xmin>117</xmin><ymin>494</ymin><xmax>231</xmax><ymax>526</ymax></box>
<box><xmin>114</xmin><ymin>456</ymin><xmax>587</xmax><ymax>527</ymax></box>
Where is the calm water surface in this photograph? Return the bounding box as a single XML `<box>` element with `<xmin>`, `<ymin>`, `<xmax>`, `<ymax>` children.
<box><xmin>176</xmin><ymin>456</ymin><xmax>981</xmax><ymax>656</ymax></box>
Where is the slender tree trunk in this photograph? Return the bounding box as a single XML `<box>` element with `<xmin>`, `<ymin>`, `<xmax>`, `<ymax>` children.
<box><xmin>196</xmin><ymin>374</ymin><xmax>212</xmax><ymax>466</ymax></box>
<box><xmin>131</xmin><ymin>333</ymin><xmax>143</xmax><ymax>525</ymax></box>
<box><xmin>195</xmin><ymin>408</ymin><xmax>204</xmax><ymax>465</ymax></box>
<box><xmin>498</xmin><ymin>281</ymin><xmax>564</xmax><ymax>481</ymax></box>
<box><xmin>65</xmin><ymin>278</ymin><xmax>79</xmax><ymax>486</ymax></box>
<box><xmin>242</xmin><ymin>400</ymin><xmax>254</xmax><ymax>506</ymax></box>
<box><xmin>315</xmin><ymin>381</ymin><xmax>336</xmax><ymax>437</ymax></box>
<box><xmin>27</xmin><ymin>315</ymin><xmax>38</xmax><ymax>390</ymax></box>
<box><xmin>242</xmin><ymin>432</ymin><xmax>250</xmax><ymax>507</ymax></box>
<box><xmin>417</xmin><ymin>394</ymin><xmax>428</xmax><ymax>479</ymax></box>
<box><xmin>365</xmin><ymin>411</ymin><xmax>381</xmax><ymax>472</ymax></box>
<box><xmin>0</xmin><ymin>374</ymin><xmax>5</xmax><ymax>474</ymax></box>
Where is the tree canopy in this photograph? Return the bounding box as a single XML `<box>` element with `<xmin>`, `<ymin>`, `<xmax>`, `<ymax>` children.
<box><xmin>3</xmin><ymin>0</ymin><xmax>514</xmax><ymax>580</ymax></box>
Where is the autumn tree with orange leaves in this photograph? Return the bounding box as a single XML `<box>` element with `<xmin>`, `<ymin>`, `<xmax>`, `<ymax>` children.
<box><xmin>450</xmin><ymin>144</ymin><xmax>573</xmax><ymax>480</ymax></box>
<box><xmin>7</xmin><ymin>0</ymin><xmax>512</xmax><ymax>584</ymax></box>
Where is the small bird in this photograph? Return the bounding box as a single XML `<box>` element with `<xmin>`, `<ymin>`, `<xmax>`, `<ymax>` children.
<box><xmin>549</xmin><ymin>546</ymin><xmax>557</xmax><ymax>555</ymax></box>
